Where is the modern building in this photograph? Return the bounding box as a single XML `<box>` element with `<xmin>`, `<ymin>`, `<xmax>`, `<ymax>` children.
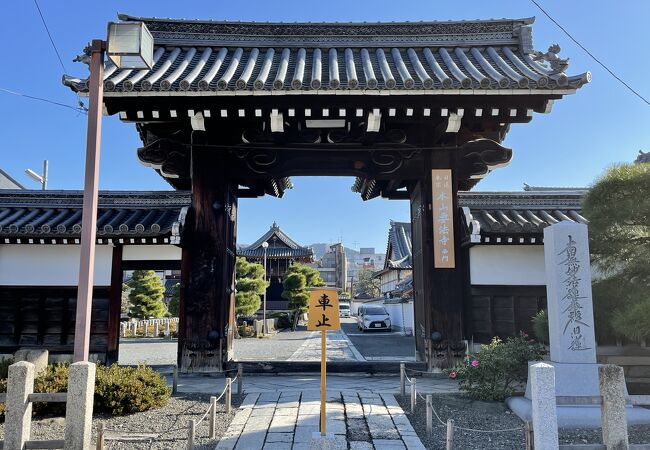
<box><xmin>316</xmin><ymin>243</ymin><xmax>348</xmax><ymax>291</ymax></box>
<box><xmin>0</xmin><ymin>168</ymin><xmax>24</xmax><ymax>190</ymax></box>
<box><xmin>238</xmin><ymin>222</ymin><xmax>314</xmax><ymax>310</ymax></box>
<box><xmin>347</xmin><ymin>247</ymin><xmax>385</xmax><ymax>293</ymax></box>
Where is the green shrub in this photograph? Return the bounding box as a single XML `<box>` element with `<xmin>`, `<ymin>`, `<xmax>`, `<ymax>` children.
<box><xmin>0</xmin><ymin>362</ymin><xmax>171</xmax><ymax>419</ymax></box>
<box><xmin>95</xmin><ymin>364</ymin><xmax>171</xmax><ymax>415</ymax></box>
<box><xmin>532</xmin><ymin>310</ymin><xmax>549</xmax><ymax>345</ymax></box>
<box><xmin>33</xmin><ymin>363</ymin><xmax>70</xmax><ymax>415</ymax></box>
<box><xmin>447</xmin><ymin>333</ymin><xmax>546</xmax><ymax>401</ymax></box>
<box><xmin>0</xmin><ymin>358</ymin><xmax>12</xmax><ymax>379</ymax></box>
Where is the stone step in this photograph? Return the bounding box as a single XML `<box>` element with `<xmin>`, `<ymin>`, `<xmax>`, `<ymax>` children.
<box><xmin>228</xmin><ymin>361</ymin><xmax>429</xmax><ymax>375</ymax></box>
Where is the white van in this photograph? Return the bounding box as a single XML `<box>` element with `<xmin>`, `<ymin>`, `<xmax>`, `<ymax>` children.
<box><xmin>339</xmin><ymin>303</ymin><xmax>351</xmax><ymax>318</ymax></box>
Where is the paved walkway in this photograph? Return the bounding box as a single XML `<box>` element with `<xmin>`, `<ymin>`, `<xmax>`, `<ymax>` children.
<box><xmin>215</xmin><ymin>390</ymin><xmax>427</xmax><ymax>450</ymax></box>
<box><xmin>287</xmin><ymin>330</ymin><xmax>364</xmax><ymax>361</ymax></box>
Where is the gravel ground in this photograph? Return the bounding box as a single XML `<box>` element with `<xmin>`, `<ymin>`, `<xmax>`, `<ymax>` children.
<box><xmin>398</xmin><ymin>393</ymin><xmax>650</xmax><ymax>449</ymax></box>
<box><xmin>559</xmin><ymin>424</ymin><xmax>650</xmax><ymax>445</ymax></box>
<box><xmin>117</xmin><ymin>328</ymin><xmax>314</xmax><ymax>364</ymax></box>
<box><xmin>118</xmin><ymin>338</ymin><xmax>178</xmax><ymax>365</ymax></box>
<box><xmin>0</xmin><ymin>393</ymin><xmax>242</xmax><ymax>450</ymax></box>
<box><xmin>396</xmin><ymin>394</ymin><xmax>526</xmax><ymax>450</ymax></box>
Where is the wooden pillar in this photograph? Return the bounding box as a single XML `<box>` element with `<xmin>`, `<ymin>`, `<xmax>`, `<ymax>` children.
<box><xmin>409</xmin><ymin>149</ymin><xmax>466</xmax><ymax>368</ymax></box>
<box><xmin>178</xmin><ymin>145</ymin><xmax>237</xmax><ymax>372</ymax></box>
<box><xmin>106</xmin><ymin>245</ymin><xmax>123</xmax><ymax>364</ymax></box>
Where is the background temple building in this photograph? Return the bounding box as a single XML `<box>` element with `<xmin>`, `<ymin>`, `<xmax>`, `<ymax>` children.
<box><xmin>0</xmin><ymin>168</ymin><xmax>24</xmax><ymax>190</ymax></box>
<box><xmin>359</xmin><ymin>188</ymin><xmax>589</xmax><ymax>340</ymax></box>
<box><xmin>375</xmin><ymin>221</ymin><xmax>413</xmax><ymax>297</ymax></box>
<box><xmin>238</xmin><ymin>223</ymin><xmax>313</xmax><ymax>311</ymax></box>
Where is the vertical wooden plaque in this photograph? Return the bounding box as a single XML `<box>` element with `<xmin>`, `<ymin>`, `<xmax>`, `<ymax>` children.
<box><xmin>431</xmin><ymin>169</ymin><xmax>455</xmax><ymax>268</ymax></box>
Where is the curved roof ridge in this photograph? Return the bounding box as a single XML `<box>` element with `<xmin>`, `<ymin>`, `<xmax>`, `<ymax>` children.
<box><xmin>117</xmin><ymin>13</ymin><xmax>535</xmax><ymax>27</ymax></box>
<box><xmin>247</xmin><ymin>223</ymin><xmax>307</xmax><ymax>251</ymax></box>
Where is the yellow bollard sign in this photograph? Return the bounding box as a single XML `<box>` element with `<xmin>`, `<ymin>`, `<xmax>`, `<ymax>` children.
<box><xmin>307</xmin><ymin>289</ymin><xmax>341</xmax><ymax>331</ymax></box>
<box><xmin>307</xmin><ymin>288</ymin><xmax>340</xmax><ymax>437</ymax></box>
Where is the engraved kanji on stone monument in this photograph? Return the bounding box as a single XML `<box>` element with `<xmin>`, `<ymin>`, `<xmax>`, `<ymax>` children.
<box><xmin>544</xmin><ymin>221</ymin><xmax>596</xmax><ymax>364</ymax></box>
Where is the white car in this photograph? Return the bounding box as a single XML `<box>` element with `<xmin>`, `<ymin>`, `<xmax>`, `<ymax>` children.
<box><xmin>339</xmin><ymin>303</ymin><xmax>351</xmax><ymax>317</ymax></box>
<box><xmin>357</xmin><ymin>305</ymin><xmax>391</xmax><ymax>332</ymax></box>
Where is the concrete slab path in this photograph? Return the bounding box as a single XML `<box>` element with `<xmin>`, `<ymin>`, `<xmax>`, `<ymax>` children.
<box><xmin>287</xmin><ymin>330</ymin><xmax>364</xmax><ymax>362</ymax></box>
<box><xmin>215</xmin><ymin>390</ymin><xmax>427</xmax><ymax>450</ymax></box>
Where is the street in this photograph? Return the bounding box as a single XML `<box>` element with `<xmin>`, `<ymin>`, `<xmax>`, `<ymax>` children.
<box><xmin>340</xmin><ymin>317</ymin><xmax>416</xmax><ymax>361</ymax></box>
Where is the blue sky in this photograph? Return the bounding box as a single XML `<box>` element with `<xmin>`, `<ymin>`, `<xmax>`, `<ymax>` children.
<box><xmin>1</xmin><ymin>1</ymin><xmax>648</xmax><ymax>251</ymax></box>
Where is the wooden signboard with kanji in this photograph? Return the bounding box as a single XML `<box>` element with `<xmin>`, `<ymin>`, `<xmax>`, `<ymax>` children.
<box><xmin>306</xmin><ymin>288</ymin><xmax>340</xmax><ymax>436</ymax></box>
<box><xmin>307</xmin><ymin>288</ymin><xmax>341</xmax><ymax>331</ymax></box>
<box><xmin>431</xmin><ymin>169</ymin><xmax>456</xmax><ymax>268</ymax></box>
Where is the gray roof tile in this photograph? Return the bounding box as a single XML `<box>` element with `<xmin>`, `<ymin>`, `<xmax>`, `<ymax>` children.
<box><xmin>64</xmin><ymin>16</ymin><xmax>590</xmax><ymax>95</ymax></box>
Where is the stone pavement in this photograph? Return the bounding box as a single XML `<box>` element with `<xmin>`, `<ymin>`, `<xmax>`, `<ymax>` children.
<box><xmin>175</xmin><ymin>374</ymin><xmax>458</xmax><ymax>396</ymax></box>
<box><xmin>287</xmin><ymin>330</ymin><xmax>364</xmax><ymax>362</ymax></box>
<box><xmin>215</xmin><ymin>390</ymin><xmax>427</xmax><ymax>450</ymax></box>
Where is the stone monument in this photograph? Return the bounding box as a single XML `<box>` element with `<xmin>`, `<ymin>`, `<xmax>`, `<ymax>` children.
<box><xmin>507</xmin><ymin>221</ymin><xmax>650</xmax><ymax>427</ymax></box>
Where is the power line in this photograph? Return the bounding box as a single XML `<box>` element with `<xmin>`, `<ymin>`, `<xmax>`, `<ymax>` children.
<box><xmin>33</xmin><ymin>0</ymin><xmax>67</xmax><ymax>74</ymax></box>
<box><xmin>529</xmin><ymin>0</ymin><xmax>650</xmax><ymax>107</ymax></box>
<box><xmin>0</xmin><ymin>87</ymin><xmax>86</xmax><ymax>115</ymax></box>
<box><xmin>32</xmin><ymin>0</ymin><xmax>87</xmax><ymax>111</ymax></box>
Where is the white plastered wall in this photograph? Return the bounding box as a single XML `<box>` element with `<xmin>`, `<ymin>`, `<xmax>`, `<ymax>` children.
<box><xmin>469</xmin><ymin>245</ymin><xmax>545</xmax><ymax>285</ymax></box>
<box><xmin>122</xmin><ymin>245</ymin><xmax>181</xmax><ymax>261</ymax></box>
<box><xmin>0</xmin><ymin>244</ymin><xmax>113</xmax><ymax>286</ymax></box>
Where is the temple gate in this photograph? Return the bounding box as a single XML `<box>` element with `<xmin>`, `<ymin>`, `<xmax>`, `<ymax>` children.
<box><xmin>64</xmin><ymin>14</ymin><xmax>590</xmax><ymax>371</ymax></box>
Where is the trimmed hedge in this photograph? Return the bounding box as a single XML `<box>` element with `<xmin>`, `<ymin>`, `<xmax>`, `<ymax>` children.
<box><xmin>0</xmin><ymin>363</ymin><xmax>171</xmax><ymax>418</ymax></box>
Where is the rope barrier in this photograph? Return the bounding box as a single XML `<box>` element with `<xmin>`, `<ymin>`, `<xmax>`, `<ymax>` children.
<box><xmin>195</xmin><ymin>403</ymin><xmax>213</xmax><ymax>427</ymax></box>
<box><xmin>416</xmin><ymin>391</ymin><xmax>524</xmax><ymax>434</ymax></box>
<box><xmin>101</xmin><ymin>377</ymin><xmax>232</xmax><ymax>446</ymax></box>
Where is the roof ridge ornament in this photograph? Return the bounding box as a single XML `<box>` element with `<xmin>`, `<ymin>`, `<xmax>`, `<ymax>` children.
<box><xmin>531</xmin><ymin>44</ymin><xmax>569</xmax><ymax>74</ymax></box>
<box><xmin>73</xmin><ymin>44</ymin><xmax>92</xmax><ymax>66</ymax></box>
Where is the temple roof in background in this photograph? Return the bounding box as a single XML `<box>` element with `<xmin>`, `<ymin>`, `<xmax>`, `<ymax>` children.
<box><xmin>0</xmin><ymin>169</ymin><xmax>24</xmax><ymax>190</ymax></box>
<box><xmin>0</xmin><ymin>190</ymin><xmax>586</xmax><ymax>247</ymax></box>
<box><xmin>460</xmin><ymin>189</ymin><xmax>588</xmax><ymax>244</ymax></box>
<box><xmin>64</xmin><ymin>15</ymin><xmax>590</xmax><ymax>96</ymax></box>
<box><xmin>378</xmin><ymin>189</ymin><xmax>587</xmax><ymax>269</ymax></box>
<box><xmin>384</xmin><ymin>221</ymin><xmax>413</xmax><ymax>270</ymax></box>
<box><xmin>239</xmin><ymin>222</ymin><xmax>313</xmax><ymax>260</ymax></box>
<box><xmin>0</xmin><ymin>190</ymin><xmax>187</xmax><ymax>244</ymax></box>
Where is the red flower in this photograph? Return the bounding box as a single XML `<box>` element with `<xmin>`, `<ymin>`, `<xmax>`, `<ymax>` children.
<box><xmin>449</xmin><ymin>371</ymin><xmax>457</xmax><ymax>379</ymax></box>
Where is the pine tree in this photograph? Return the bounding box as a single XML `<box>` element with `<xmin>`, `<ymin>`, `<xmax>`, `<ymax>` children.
<box><xmin>167</xmin><ymin>283</ymin><xmax>180</xmax><ymax>317</ymax></box>
<box><xmin>121</xmin><ymin>283</ymin><xmax>130</xmax><ymax>314</ymax></box>
<box><xmin>281</xmin><ymin>263</ymin><xmax>325</xmax><ymax>330</ymax></box>
<box><xmin>583</xmin><ymin>162</ymin><xmax>650</xmax><ymax>341</ymax></box>
<box><xmin>355</xmin><ymin>268</ymin><xmax>381</xmax><ymax>298</ymax></box>
<box><xmin>235</xmin><ymin>257</ymin><xmax>268</xmax><ymax>316</ymax></box>
<box><xmin>127</xmin><ymin>270</ymin><xmax>167</xmax><ymax>319</ymax></box>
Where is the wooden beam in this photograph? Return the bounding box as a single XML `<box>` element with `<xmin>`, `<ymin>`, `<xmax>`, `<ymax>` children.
<box><xmin>179</xmin><ymin>141</ymin><xmax>238</xmax><ymax>372</ymax></box>
<box><xmin>106</xmin><ymin>244</ymin><xmax>123</xmax><ymax>364</ymax></box>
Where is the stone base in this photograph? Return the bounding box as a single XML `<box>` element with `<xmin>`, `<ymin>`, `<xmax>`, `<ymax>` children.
<box><xmin>524</xmin><ymin>361</ymin><xmax>605</xmax><ymax>398</ymax></box>
<box><xmin>508</xmin><ymin>361</ymin><xmax>650</xmax><ymax>428</ymax></box>
<box><xmin>507</xmin><ymin>396</ymin><xmax>650</xmax><ymax>428</ymax></box>
<box><xmin>310</xmin><ymin>432</ymin><xmax>346</xmax><ymax>450</ymax></box>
